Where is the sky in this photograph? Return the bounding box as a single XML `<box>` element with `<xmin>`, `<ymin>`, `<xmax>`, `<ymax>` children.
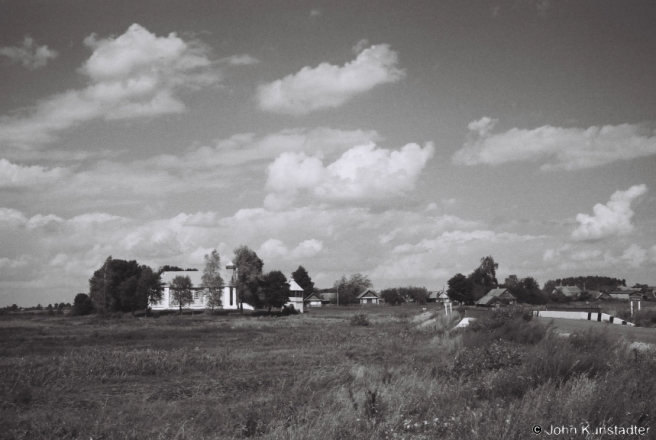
<box><xmin>1</xmin><ymin>0</ymin><xmax>656</xmax><ymax>307</ymax></box>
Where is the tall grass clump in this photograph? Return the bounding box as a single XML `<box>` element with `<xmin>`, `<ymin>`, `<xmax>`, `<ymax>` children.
<box><xmin>350</xmin><ymin>312</ymin><xmax>370</xmax><ymax>326</ymax></box>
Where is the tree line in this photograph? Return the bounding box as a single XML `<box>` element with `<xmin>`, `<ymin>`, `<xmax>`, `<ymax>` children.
<box><xmin>72</xmin><ymin>246</ymin><xmax>321</xmax><ymax>316</ymax></box>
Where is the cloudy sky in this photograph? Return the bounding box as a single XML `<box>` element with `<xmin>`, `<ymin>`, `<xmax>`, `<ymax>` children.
<box><xmin>1</xmin><ymin>0</ymin><xmax>656</xmax><ymax>306</ymax></box>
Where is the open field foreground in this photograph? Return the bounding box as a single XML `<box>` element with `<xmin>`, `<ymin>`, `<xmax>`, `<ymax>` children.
<box><xmin>1</xmin><ymin>307</ymin><xmax>655</xmax><ymax>440</ymax></box>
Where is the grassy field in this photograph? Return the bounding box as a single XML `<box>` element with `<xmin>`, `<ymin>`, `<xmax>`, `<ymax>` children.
<box><xmin>1</xmin><ymin>305</ymin><xmax>655</xmax><ymax>439</ymax></box>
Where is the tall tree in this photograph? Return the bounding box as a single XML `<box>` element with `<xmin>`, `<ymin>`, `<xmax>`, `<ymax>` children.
<box><xmin>233</xmin><ymin>245</ymin><xmax>264</xmax><ymax>313</ymax></box>
<box><xmin>292</xmin><ymin>266</ymin><xmax>314</xmax><ymax>297</ymax></box>
<box><xmin>379</xmin><ymin>288</ymin><xmax>405</xmax><ymax>305</ymax></box>
<box><xmin>505</xmin><ymin>276</ymin><xmax>547</xmax><ymax>304</ymax></box>
<box><xmin>333</xmin><ymin>273</ymin><xmax>373</xmax><ymax>305</ymax></box>
<box><xmin>136</xmin><ymin>266</ymin><xmax>164</xmax><ymax>314</ymax></box>
<box><xmin>169</xmin><ymin>275</ymin><xmax>194</xmax><ymax>314</ymax></box>
<box><xmin>89</xmin><ymin>256</ymin><xmax>113</xmax><ymax>315</ymax></box>
<box><xmin>447</xmin><ymin>273</ymin><xmax>475</xmax><ymax>304</ymax></box>
<box><xmin>73</xmin><ymin>293</ymin><xmax>94</xmax><ymax>316</ymax></box>
<box><xmin>259</xmin><ymin>270</ymin><xmax>291</xmax><ymax>313</ymax></box>
<box><xmin>468</xmin><ymin>255</ymin><xmax>499</xmax><ymax>301</ymax></box>
<box><xmin>201</xmin><ymin>250</ymin><xmax>224</xmax><ymax>313</ymax></box>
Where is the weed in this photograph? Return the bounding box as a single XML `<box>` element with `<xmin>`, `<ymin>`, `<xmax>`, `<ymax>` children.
<box><xmin>350</xmin><ymin>312</ymin><xmax>370</xmax><ymax>326</ymax></box>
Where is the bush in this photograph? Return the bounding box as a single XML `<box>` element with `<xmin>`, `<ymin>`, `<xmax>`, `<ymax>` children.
<box><xmin>452</xmin><ymin>340</ymin><xmax>527</xmax><ymax>377</ymax></box>
<box><xmin>350</xmin><ymin>312</ymin><xmax>370</xmax><ymax>326</ymax></box>
<box><xmin>631</xmin><ymin>309</ymin><xmax>656</xmax><ymax>328</ymax></box>
<box><xmin>281</xmin><ymin>305</ymin><xmax>299</xmax><ymax>316</ymax></box>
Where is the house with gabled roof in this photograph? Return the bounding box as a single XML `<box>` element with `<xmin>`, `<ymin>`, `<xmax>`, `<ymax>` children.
<box><xmin>358</xmin><ymin>288</ymin><xmax>381</xmax><ymax>305</ymax></box>
<box><xmin>553</xmin><ymin>286</ymin><xmax>582</xmax><ymax>298</ymax></box>
<box><xmin>476</xmin><ymin>288</ymin><xmax>516</xmax><ymax>307</ymax></box>
<box><xmin>304</xmin><ymin>292</ymin><xmax>323</xmax><ymax>307</ymax></box>
<box><xmin>428</xmin><ymin>290</ymin><xmax>449</xmax><ymax>303</ymax></box>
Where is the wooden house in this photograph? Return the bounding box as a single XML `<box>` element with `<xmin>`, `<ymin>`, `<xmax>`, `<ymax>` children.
<box><xmin>357</xmin><ymin>288</ymin><xmax>381</xmax><ymax>305</ymax></box>
<box><xmin>304</xmin><ymin>292</ymin><xmax>323</xmax><ymax>308</ymax></box>
<box><xmin>475</xmin><ymin>288</ymin><xmax>516</xmax><ymax>307</ymax></box>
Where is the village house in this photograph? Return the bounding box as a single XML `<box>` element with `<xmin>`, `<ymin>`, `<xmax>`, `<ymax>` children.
<box><xmin>553</xmin><ymin>286</ymin><xmax>582</xmax><ymax>298</ymax></box>
<box><xmin>304</xmin><ymin>292</ymin><xmax>323</xmax><ymax>308</ymax></box>
<box><xmin>476</xmin><ymin>288</ymin><xmax>517</xmax><ymax>307</ymax></box>
<box><xmin>430</xmin><ymin>291</ymin><xmax>449</xmax><ymax>303</ymax></box>
<box><xmin>357</xmin><ymin>288</ymin><xmax>381</xmax><ymax>305</ymax></box>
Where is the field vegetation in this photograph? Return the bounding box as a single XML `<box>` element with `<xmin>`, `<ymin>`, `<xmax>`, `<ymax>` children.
<box><xmin>1</xmin><ymin>305</ymin><xmax>655</xmax><ymax>439</ymax></box>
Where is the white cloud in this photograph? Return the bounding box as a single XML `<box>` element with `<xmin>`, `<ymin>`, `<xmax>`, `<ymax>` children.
<box><xmin>258</xmin><ymin>238</ymin><xmax>323</xmax><ymax>261</ymax></box>
<box><xmin>221</xmin><ymin>54</ymin><xmax>260</xmax><ymax>65</ymax></box>
<box><xmin>0</xmin><ymin>158</ymin><xmax>68</xmax><ymax>187</ymax></box>
<box><xmin>572</xmin><ymin>184</ymin><xmax>647</xmax><ymax>241</ymax></box>
<box><xmin>621</xmin><ymin>244</ymin><xmax>647</xmax><ymax>268</ymax></box>
<box><xmin>0</xmin><ymin>207</ymin><xmax>28</xmax><ymax>227</ymax></box>
<box><xmin>257</xmin><ymin>44</ymin><xmax>405</xmax><ymax>115</ymax></box>
<box><xmin>0</xmin><ymin>36</ymin><xmax>57</xmax><ymax>70</ymax></box>
<box><xmin>392</xmin><ymin>230</ymin><xmax>545</xmax><ymax>254</ymax></box>
<box><xmin>0</xmin><ymin>23</ymin><xmax>220</xmax><ymax>148</ymax></box>
<box><xmin>178</xmin><ymin>127</ymin><xmax>383</xmax><ymax>168</ymax></box>
<box><xmin>264</xmin><ymin>142</ymin><xmax>434</xmax><ymax>208</ymax></box>
<box><xmin>453</xmin><ymin>118</ymin><xmax>656</xmax><ymax>171</ymax></box>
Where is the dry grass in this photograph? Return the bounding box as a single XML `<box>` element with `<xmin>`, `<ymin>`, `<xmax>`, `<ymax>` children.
<box><xmin>1</xmin><ymin>307</ymin><xmax>655</xmax><ymax>440</ymax></box>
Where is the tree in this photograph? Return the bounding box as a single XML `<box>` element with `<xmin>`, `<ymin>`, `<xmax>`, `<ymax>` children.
<box><xmin>333</xmin><ymin>273</ymin><xmax>373</xmax><ymax>305</ymax></box>
<box><xmin>136</xmin><ymin>266</ymin><xmax>164</xmax><ymax>314</ymax></box>
<box><xmin>380</xmin><ymin>288</ymin><xmax>405</xmax><ymax>305</ymax></box>
<box><xmin>292</xmin><ymin>266</ymin><xmax>314</xmax><ymax>297</ymax></box>
<box><xmin>398</xmin><ymin>286</ymin><xmax>429</xmax><ymax>304</ymax></box>
<box><xmin>468</xmin><ymin>255</ymin><xmax>499</xmax><ymax>301</ymax></box>
<box><xmin>90</xmin><ymin>257</ymin><xmax>161</xmax><ymax>314</ymax></box>
<box><xmin>89</xmin><ymin>256</ymin><xmax>113</xmax><ymax>314</ymax></box>
<box><xmin>505</xmin><ymin>276</ymin><xmax>547</xmax><ymax>305</ymax></box>
<box><xmin>259</xmin><ymin>270</ymin><xmax>291</xmax><ymax>313</ymax></box>
<box><xmin>158</xmin><ymin>265</ymin><xmax>184</xmax><ymax>274</ymax></box>
<box><xmin>73</xmin><ymin>293</ymin><xmax>94</xmax><ymax>315</ymax></box>
<box><xmin>233</xmin><ymin>245</ymin><xmax>264</xmax><ymax>313</ymax></box>
<box><xmin>504</xmin><ymin>275</ymin><xmax>520</xmax><ymax>288</ymax></box>
<box><xmin>447</xmin><ymin>273</ymin><xmax>475</xmax><ymax>304</ymax></box>
<box><xmin>201</xmin><ymin>250</ymin><xmax>224</xmax><ymax>313</ymax></box>
<box><xmin>169</xmin><ymin>275</ymin><xmax>194</xmax><ymax>314</ymax></box>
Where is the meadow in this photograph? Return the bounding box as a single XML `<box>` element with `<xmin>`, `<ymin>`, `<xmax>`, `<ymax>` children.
<box><xmin>1</xmin><ymin>305</ymin><xmax>655</xmax><ymax>440</ymax></box>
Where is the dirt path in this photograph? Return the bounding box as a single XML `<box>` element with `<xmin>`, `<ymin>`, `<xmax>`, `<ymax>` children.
<box><xmin>537</xmin><ymin>317</ymin><xmax>656</xmax><ymax>345</ymax></box>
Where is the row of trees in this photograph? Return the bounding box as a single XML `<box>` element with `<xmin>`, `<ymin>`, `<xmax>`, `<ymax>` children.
<box><xmin>380</xmin><ymin>286</ymin><xmax>430</xmax><ymax>305</ymax></box>
<box><xmin>79</xmin><ymin>246</ymin><xmax>320</xmax><ymax>315</ymax></box>
<box><xmin>446</xmin><ymin>256</ymin><xmax>547</xmax><ymax>305</ymax></box>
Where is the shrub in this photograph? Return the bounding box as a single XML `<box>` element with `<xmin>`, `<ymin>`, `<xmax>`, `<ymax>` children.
<box><xmin>452</xmin><ymin>340</ymin><xmax>527</xmax><ymax>378</ymax></box>
<box><xmin>281</xmin><ymin>304</ymin><xmax>299</xmax><ymax>316</ymax></box>
<box><xmin>350</xmin><ymin>312</ymin><xmax>370</xmax><ymax>326</ymax></box>
<box><xmin>631</xmin><ymin>309</ymin><xmax>656</xmax><ymax>328</ymax></box>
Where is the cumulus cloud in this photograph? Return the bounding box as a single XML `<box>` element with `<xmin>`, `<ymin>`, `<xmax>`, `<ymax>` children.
<box><xmin>177</xmin><ymin>127</ymin><xmax>383</xmax><ymax>168</ymax></box>
<box><xmin>371</xmin><ymin>229</ymin><xmax>546</xmax><ymax>282</ymax></box>
<box><xmin>452</xmin><ymin>118</ymin><xmax>656</xmax><ymax>171</ymax></box>
<box><xmin>264</xmin><ymin>142</ymin><xmax>434</xmax><ymax>208</ymax></box>
<box><xmin>0</xmin><ymin>36</ymin><xmax>58</xmax><ymax>70</ymax></box>
<box><xmin>0</xmin><ymin>158</ymin><xmax>68</xmax><ymax>187</ymax></box>
<box><xmin>392</xmin><ymin>230</ymin><xmax>546</xmax><ymax>254</ymax></box>
<box><xmin>258</xmin><ymin>44</ymin><xmax>405</xmax><ymax>115</ymax></box>
<box><xmin>221</xmin><ymin>54</ymin><xmax>260</xmax><ymax>65</ymax></box>
<box><xmin>0</xmin><ymin>23</ymin><xmax>220</xmax><ymax>147</ymax></box>
<box><xmin>257</xmin><ymin>238</ymin><xmax>323</xmax><ymax>260</ymax></box>
<box><xmin>572</xmin><ymin>184</ymin><xmax>647</xmax><ymax>241</ymax></box>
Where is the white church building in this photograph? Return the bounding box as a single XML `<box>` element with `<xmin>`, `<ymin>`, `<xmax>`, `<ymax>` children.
<box><xmin>150</xmin><ymin>262</ymin><xmax>305</xmax><ymax>313</ymax></box>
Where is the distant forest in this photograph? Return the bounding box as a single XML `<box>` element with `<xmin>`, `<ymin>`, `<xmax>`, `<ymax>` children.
<box><xmin>544</xmin><ymin>276</ymin><xmax>626</xmax><ymax>292</ymax></box>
